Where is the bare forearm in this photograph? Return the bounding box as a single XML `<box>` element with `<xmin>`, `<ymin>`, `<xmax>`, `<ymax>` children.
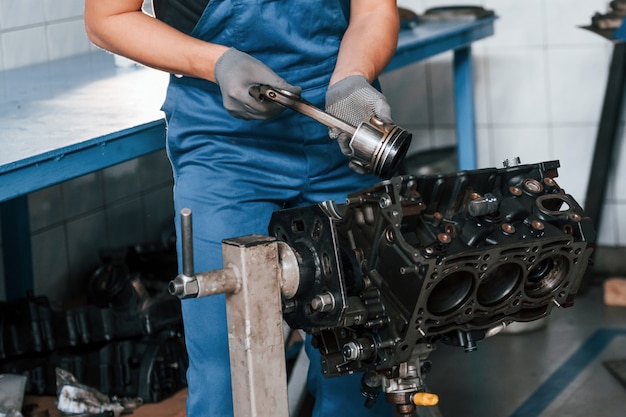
<box><xmin>331</xmin><ymin>0</ymin><xmax>399</xmax><ymax>86</ymax></box>
<box><xmin>84</xmin><ymin>0</ymin><xmax>227</xmax><ymax>81</ymax></box>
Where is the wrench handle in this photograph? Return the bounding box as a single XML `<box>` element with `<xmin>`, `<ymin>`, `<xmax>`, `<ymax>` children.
<box><xmin>249</xmin><ymin>85</ymin><xmax>357</xmax><ymax>135</ymax></box>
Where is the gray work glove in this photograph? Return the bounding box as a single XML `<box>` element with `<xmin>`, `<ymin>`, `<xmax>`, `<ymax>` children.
<box><xmin>214</xmin><ymin>48</ymin><xmax>301</xmax><ymax>120</ymax></box>
<box><xmin>325</xmin><ymin>75</ymin><xmax>393</xmax><ymax>172</ymax></box>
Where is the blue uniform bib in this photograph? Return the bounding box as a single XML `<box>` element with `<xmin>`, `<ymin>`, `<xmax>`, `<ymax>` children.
<box><xmin>162</xmin><ymin>1</ymin><xmax>391</xmax><ymax>416</ymax></box>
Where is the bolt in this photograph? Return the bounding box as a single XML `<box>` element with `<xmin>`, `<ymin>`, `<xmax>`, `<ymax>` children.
<box><xmin>544</xmin><ymin>177</ymin><xmax>556</xmax><ymax>187</ymax></box>
<box><xmin>400</xmin><ymin>265</ymin><xmax>419</xmax><ymax>275</ymax></box>
<box><xmin>531</xmin><ymin>220</ymin><xmax>545</xmax><ymax>230</ymax></box>
<box><xmin>437</xmin><ymin>233</ymin><xmax>451</xmax><ymax>244</ymax></box>
<box><xmin>569</xmin><ymin>213</ymin><xmax>582</xmax><ymax>222</ymax></box>
<box><xmin>346</xmin><ymin>196</ymin><xmax>364</xmax><ymax>205</ymax></box>
<box><xmin>501</xmin><ymin>223</ymin><xmax>515</xmax><ymax>234</ymax></box>
<box><xmin>342</xmin><ymin>341</ymin><xmax>360</xmax><ymax>361</ymax></box>
<box><xmin>503</xmin><ymin>157</ymin><xmax>521</xmax><ymax>167</ymax></box>
<box><xmin>310</xmin><ymin>292</ymin><xmax>336</xmax><ymax>313</ymax></box>
<box><xmin>379</xmin><ymin>195</ymin><xmax>393</xmax><ymax>208</ymax></box>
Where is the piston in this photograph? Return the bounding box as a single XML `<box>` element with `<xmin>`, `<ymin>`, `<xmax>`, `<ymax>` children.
<box><xmin>249</xmin><ymin>85</ymin><xmax>412</xmax><ymax>179</ymax></box>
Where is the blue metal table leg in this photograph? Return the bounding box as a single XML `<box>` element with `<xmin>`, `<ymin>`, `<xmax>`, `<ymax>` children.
<box><xmin>1</xmin><ymin>196</ymin><xmax>34</xmax><ymax>300</ymax></box>
<box><xmin>454</xmin><ymin>45</ymin><xmax>478</xmax><ymax>171</ymax></box>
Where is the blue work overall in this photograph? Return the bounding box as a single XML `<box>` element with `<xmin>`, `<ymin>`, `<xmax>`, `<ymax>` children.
<box><xmin>163</xmin><ymin>1</ymin><xmax>393</xmax><ymax>415</ymax></box>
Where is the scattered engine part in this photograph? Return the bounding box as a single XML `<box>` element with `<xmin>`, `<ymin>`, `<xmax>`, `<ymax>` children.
<box><xmin>269</xmin><ymin>159</ymin><xmax>595</xmax><ymax>414</ymax></box>
<box><xmin>419</xmin><ymin>6</ymin><xmax>495</xmax><ymax>23</ymax></box>
<box><xmin>0</xmin><ymin>245</ymin><xmax>181</xmax><ymax>360</ymax></box>
<box><xmin>592</xmin><ymin>0</ymin><xmax>626</xmax><ymax>30</ymax></box>
<box><xmin>0</xmin><ymin>237</ymin><xmax>186</xmax><ymax>402</ymax></box>
<box><xmin>55</xmin><ymin>368</ymin><xmax>124</xmax><ymax>417</ymax></box>
<box><xmin>582</xmin><ymin>0</ymin><xmax>626</xmax><ymax>39</ymax></box>
<box><xmin>0</xmin><ymin>290</ymin><xmax>182</xmax><ymax>360</ymax></box>
<box><xmin>2</xmin><ymin>331</ymin><xmax>187</xmax><ymax>402</ymax></box>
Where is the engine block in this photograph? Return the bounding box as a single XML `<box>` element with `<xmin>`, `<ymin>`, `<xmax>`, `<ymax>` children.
<box><xmin>269</xmin><ymin>160</ymin><xmax>595</xmax><ymax>383</ymax></box>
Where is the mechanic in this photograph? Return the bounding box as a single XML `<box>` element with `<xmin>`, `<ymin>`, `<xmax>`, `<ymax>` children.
<box><xmin>84</xmin><ymin>1</ymin><xmax>400</xmax><ymax>415</ymax></box>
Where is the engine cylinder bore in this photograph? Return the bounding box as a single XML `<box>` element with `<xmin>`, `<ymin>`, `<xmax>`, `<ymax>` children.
<box><xmin>477</xmin><ymin>262</ymin><xmax>523</xmax><ymax>306</ymax></box>
<box><xmin>525</xmin><ymin>254</ymin><xmax>569</xmax><ymax>298</ymax></box>
<box><xmin>426</xmin><ymin>270</ymin><xmax>474</xmax><ymax>315</ymax></box>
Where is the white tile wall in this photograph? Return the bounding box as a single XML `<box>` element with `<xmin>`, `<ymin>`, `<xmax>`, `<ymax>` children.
<box><xmin>616</xmin><ymin>203</ymin><xmax>626</xmax><ymax>244</ymax></box>
<box><xmin>380</xmin><ymin>61</ymin><xmax>430</xmax><ymax>128</ymax></box>
<box><xmin>28</xmin><ymin>185</ymin><xmax>64</xmax><ymax>232</ymax></box>
<box><xmin>548</xmin><ymin>125</ymin><xmax>597</xmax><ymax>204</ymax></box>
<box><xmin>545</xmin><ymin>0</ymin><xmax>609</xmax><ymax>47</ymax></box>
<box><xmin>142</xmin><ymin>186</ymin><xmax>176</xmax><ymax>242</ymax></box>
<box><xmin>547</xmin><ymin>47</ymin><xmax>610</xmax><ymax>124</ymax></box>
<box><xmin>61</xmin><ymin>173</ymin><xmax>104</xmax><ymax>219</ymax></box>
<box><xmin>105</xmin><ymin>198</ymin><xmax>146</xmax><ymax>248</ymax></box>
<box><xmin>428</xmin><ymin>53</ymin><xmax>456</xmax><ymax>126</ymax></box>
<box><xmin>46</xmin><ymin>19</ymin><xmax>91</xmax><ymax>62</ymax></box>
<box><xmin>470</xmin><ymin>49</ymin><xmax>491</xmax><ymax>126</ymax></box>
<box><xmin>103</xmin><ymin>159</ymin><xmax>143</xmax><ymax>203</ymax></box>
<box><xmin>42</xmin><ymin>0</ymin><xmax>84</xmax><ymax>21</ymax></box>
<box><xmin>598</xmin><ymin>203</ymin><xmax>619</xmax><ymax>246</ymax></box>
<box><xmin>483</xmin><ymin>0</ymin><xmax>545</xmax><ymax>48</ymax></box>
<box><xmin>4</xmin><ymin>152</ymin><xmax>174</xmax><ymax>304</ymax></box>
<box><xmin>486</xmin><ymin>49</ymin><xmax>551</xmax><ymax>125</ymax></box>
<box><xmin>474</xmin><ymin>126</ymin><xmax>491</xmax><ymax>167</ymax></box>
<box><xmin>138</xmin><ymin>151</ymin><xmax>175</xmax><ymax>187</ymax></box>
<box><xmin>0</xmin><ymin>33</ymin><xmax>4</xmax><ymax>73</ymax></box>
<box><xmin>0</xmin><ymin>0</ymin><xmax>87</xmax><ymax>70</ymax></box>
<box><xmin>65</xmin><ymin>210</ymin><xmax>108</xmax><ymax>292</ymax></box>
<box><xmin>405</xmin><ymin>129</ymin><xmax>433</xmax><ymax>154</ymax></box>
<box><xmin>488</xmin><ymin>126</ymin><xmax>552</xmax><ymax>167</ymax></box>
<box><xmin>1</xmin><ymin>26</ymin><xmax>49</xmax><ymax>69</ymax></box>
<box><xmin>31</xmin><ymin>225</ymin><xmax>69</xmax><ymax>302</ymax></box>
<box><xmin>0</xmin><ymin>0</ymin><xmax>46</xmax><ymax>30</ymax></box>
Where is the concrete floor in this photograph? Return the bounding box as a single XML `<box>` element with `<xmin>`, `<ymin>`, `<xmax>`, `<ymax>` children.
<box><xmin>423</xmin><ymin>281</ymin><xmax>626</xmax><ymax>417</ymax></box>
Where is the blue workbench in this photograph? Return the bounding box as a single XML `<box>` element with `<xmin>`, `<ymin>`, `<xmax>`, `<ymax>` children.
<box><xmin>0</xmin><ymin>16</ymin><xmax>495</xmax><ymax>300</ymax></box>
